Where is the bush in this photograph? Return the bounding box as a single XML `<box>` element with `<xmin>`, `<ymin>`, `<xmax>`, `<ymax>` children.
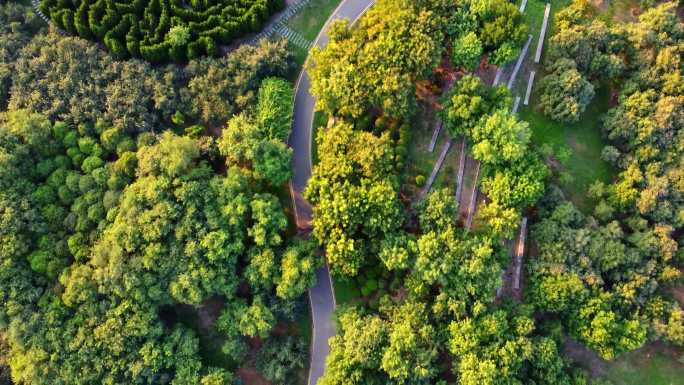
<box><xmin>255</xmin><ymin>336</ymin><xmax>306</xmax><ymax>385</ymax></box>
<box><xmin>41</xmin><ymin>0</ymin><xmax>285</xmax><ymax>63</ymax></box>
<box><xmin>183</xmin><ymin>124</ymin><xmax>205</xmax><ymax>138</ymax></box>
<box><xmin>361</xmin><ymin>279</ymin><xmax>378</xmax><ymax>297</ymax></box>
<box><xmin>539</xmin><ymin>59</ymin><xmax>595</xmax><ymax>123</ymax></box>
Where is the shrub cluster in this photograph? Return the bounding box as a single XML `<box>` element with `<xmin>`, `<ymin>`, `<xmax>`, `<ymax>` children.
<box><xmin>40</xmin><ymin>0</ymin><xmax>284</xmax><ymax>62</ymax></box>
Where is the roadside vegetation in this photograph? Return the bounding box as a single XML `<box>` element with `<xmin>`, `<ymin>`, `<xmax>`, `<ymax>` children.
<box><xmin>285</xmin><ymin>0</ymin><xmax>343</xmax><ymax>66</ymax></box>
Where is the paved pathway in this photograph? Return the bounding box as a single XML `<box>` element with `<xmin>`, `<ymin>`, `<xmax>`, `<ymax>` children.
<box><xmin>290</xmin><ymin>0</ymin><xmax>375</xmax><ymax>230</ymax></box>
<box><xmin>287</xmin><ymin>1</ymin><xmax>375</xmax><ymax>384</ymax></box>
<box><xmin>249</xmin><ymin>0</ymin><xmax>312</xmax><ymax>46</ymax></box>
<box><xmin>507</xmin><ymin>34</ymin><xmax>533</xmax><ymax>90</ymax></box>
<box><xmin>307</xmin><ymin>263</ymin><xmax>336</xmax><ymax>385</ymax></box>
<box><xmin>422</xmin><ymin>138</ymin><xmax>453</xmax><ymax>196</ymax></box>
<box><xmin>454</xmin><ymin>138</ymin><xmax>467</xmax><ymax>203</ymax></box>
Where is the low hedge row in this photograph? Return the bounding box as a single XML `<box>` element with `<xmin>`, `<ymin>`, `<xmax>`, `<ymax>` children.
<box><xmin>40</xmin><ymin>0</ymin><xmax>284</xmax><ymax>62</ymax></box>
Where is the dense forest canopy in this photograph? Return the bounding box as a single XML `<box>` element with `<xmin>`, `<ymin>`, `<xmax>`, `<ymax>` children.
<box><xmin>0</xmin><ymin>0</ymin><xmax>682</xmax><ymax>384</ymax></box>
<box><xmin>530</xmin><ymin>0</ymin><xmax>684</xmax><ymax>361</ymax></box>
<box><xmin>305</xmin><ymin>0</ymin><xmax>582</xmax><ymax>384</ymax></box>
<box><xmin>307</xmin><ymin>0</ymin><xmax>683</xmax><ymax>384</ymax></box>
<box><xmin>0</xmin><ymin>94</ymin><xmax>318</xmax><ymax>384</ymax></box>
<box><xmin>0</xmin><ymin>2</ymin><xmax>317</xmax><ymax>384</ymax></box>
<box><xmin>307</xmin><ymin>0</ymin><xmax>527</xmax><ymax>122</ymax></box>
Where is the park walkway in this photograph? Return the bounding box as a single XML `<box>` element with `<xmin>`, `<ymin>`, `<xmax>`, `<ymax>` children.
<box><xmin>287</xmin><ymin>1</ymin><xmax>375</xmax><ymax>384</ymax></box>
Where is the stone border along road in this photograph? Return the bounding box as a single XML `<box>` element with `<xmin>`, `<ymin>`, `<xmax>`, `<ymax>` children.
<box><xmin>31</xmin><ymin>0</ymin><xmax>66</xmax><ymax>35</ymax></box>
<box><xmin>422</xmin><ymin>138</ymin><xmax>453</xmax><ymax>196</ymax></box>
<box><xmin>249</xmin><ymin>0</ymin><xmax>313</xmax><ymax>46</ymax></box>
<box><xmin>286</xmin><ymin>1</ymin><xmax>376</xmax><ymax>385</ymax></box>
<box><xmin>275</xmin><ymin>25</ymin><xmax>314</xmax><ymax>50</ymax></box>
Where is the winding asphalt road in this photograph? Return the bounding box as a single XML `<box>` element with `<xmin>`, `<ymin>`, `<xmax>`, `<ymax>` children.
<box><xmin>287</xmin><ymin>1</ymin><xmax>374</xmax><ymax>384</ymax></box>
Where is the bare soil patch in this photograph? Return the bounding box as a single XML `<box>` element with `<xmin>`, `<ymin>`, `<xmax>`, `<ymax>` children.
<box><xmin>237</xmin><ymin>367</ymin><xmax>272</xmax><ymax>385</ymax></box>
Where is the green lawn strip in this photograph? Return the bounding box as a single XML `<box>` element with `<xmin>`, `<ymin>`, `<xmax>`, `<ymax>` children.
<box><xmin>284</xmin><ymin>0</ymin><xmax>343</xmax><ymax>70</ymax></box>
<box><xmin>433</xmin><ymin>136</ymin><xmax>461</xmax><ymax>192</ymax></box>
<box><xmin>597</xmin><ymin>349</ymin><xmax>684</xmax><ymax>385</ymax></box>
<box><xmin>457</xmin><ymin>155</ymin><xmax>478</xmax><ymax>220</ymax></box>
<box><xmin>295</xmin><ymin>305</ymin><xmax>313</xmax><ymax>384</ymax></box>
<box><xmin>519</xmin><ymin>86</ymin><xmax>615</xmax><ymax>213</ymax></box>
<box><xmin>404</xmin><ymin>108</ymin><xmax>442</xmax><ymax>195</ymax></box>
<box><xmin>523</xmin><ymin>0</ymin><xmax>547</xmax><ymax>48</ymax></box>
<box><xmin>290</xmin><ymin>44</ymin><xmax>310</xmax><ymax>68</ymax></box>
<box><xmin>286</xmin><ymin>0</ymin><xmax>342</xmax><ymax>42</ymax></box>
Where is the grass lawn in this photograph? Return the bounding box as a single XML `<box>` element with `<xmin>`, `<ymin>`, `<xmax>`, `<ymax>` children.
<box><xmin>599</xmin><ymin>354</ymin><xmax>684</xmax><ymax>385</ymax></box>
<box><xmin>518</xmin><ymin>86</ymin><xmax>615</xmax><ymax>213</ymax></box>
<box><xmin>287</xmin><ymin>0</ymin><xmax>341</xmax><ymax>42</ymax></box>
<box><xmin>294</xmin><ymin>306</ymin><xmax>313</xmax><ymax>384</ymax></box>
<box><xmin>284</xmin><ymin>0</ymin><xmax>342</xmax><ymax>67</ymax></box>
<box><xmin>596</xmin><ymin>346</ymin><xmax>684</xmax><ymax>385</ymax></box>
<box><xmin>432</xmin><ymin>137</ymin><xmax>462</xmax><ymax>193</ymax></box>
<box><xmin>515</xmin><ymin>0</ymin><xmax>616</xmax><ymax>214</ymax></box>
<box><xmin>403</xmin><ymin>105</ymin><xmax>456</xmax><ymax>198</ymax></box>
<box><xmin>290</xmin><ymin>45</ymin><xmax>310</xmax><ymax>68</ymax></box>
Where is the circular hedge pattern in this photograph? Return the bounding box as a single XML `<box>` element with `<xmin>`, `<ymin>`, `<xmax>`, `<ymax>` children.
<box><xmin>40</xmin><ymin>0</ymin><xmax>284</xmax><ymax>62</ymax></box>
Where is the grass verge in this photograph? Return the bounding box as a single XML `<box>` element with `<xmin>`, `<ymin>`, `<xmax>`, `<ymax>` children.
<box><xmin>287</xmin><ymin>0</ymin><xmax>342</xmax><ymax>41</ymax></box>
<box><xmin>596</xmin><ymin>345</ymin><xmax>684</xmax><ymax>385</ymax></box>
<box><xmin>518</xmin><ymin>86</ymin><xmax>615</xmax><ymax>213</ymax></box>
<box><xmin>295</xmin><ymin>305</ymin><xmax>313</xmax><ymax>384</ymax></box>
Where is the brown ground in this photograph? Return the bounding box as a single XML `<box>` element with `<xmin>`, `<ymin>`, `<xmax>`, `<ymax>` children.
<box><xmin>564</xmin><ymin>337</ymin><xmax>608</xmax><ymax>377</ymax></box>
<box><xmin>591</xmin><ymin>0</ymin><xmax>610</xmax><ymax>11</ymax></box>
<box><xmin>196</xmin><ymin>297</ymin><xmax>225</xmax><ymax>331</ymax></box>
<box><xmin>237</xmin><ymin>367</ymin><xmax>271</xmax><ymax>385</ymax></box>
<box><xmin>475</xmin><ymin>57</ymin><xmax>499</xmax><ymax>86</ymax></box>
<box><xmin>669</xmin><ymin>280</ymin><xmax>684</xmax><ymax>306</ymax></box>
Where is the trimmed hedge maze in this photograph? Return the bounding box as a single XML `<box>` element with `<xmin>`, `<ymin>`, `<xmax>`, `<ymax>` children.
<box><xmin>39</xmin><ymin>0</ymin><xmax>285</xmax><ymax>62</ymax></box>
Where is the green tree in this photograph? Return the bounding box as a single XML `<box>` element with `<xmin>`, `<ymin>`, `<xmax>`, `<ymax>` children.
<box><xmin>276</xmin><ymin>240</ymin><xmax>322</xmax><ymax>300</ymax></box>
<box><xmin>452</xmin><ymin>31</ymin><xmax>483</xmax><ymax>71</ymax></box>
<box><xmin>308</xmin><ymin>0</ymin><xmax>444</xmax><ymax>120</ymax></box>
<box><xmin>256</xmin><ymin>77</ymin><xmax>295</xmax><ymax>141</ymax></box>
<box><xmin>305</xmin><ymin>122</ymin><xmax>403</xmax><ymax>277</ymax></box>
<box><xmin>441</xmin><ymin>75</ymin><xmax>510</xmax><ymax>138</ymax></box>
<box><xmin>540</xmin><ymin>59</ymin><xmax>595</xmax><ymax>123</ymax></box>
<box><xmin>470</xmin><ymin>109</ymin><xmax>531</xmax><ymax>165</ymax></box>
<box><xmin>253</xmin><ymin>139</ymin><xmax>293</xmax><ymax>186</ymax></box>
<box><xmin>256</xmin><ymin>336</ymin><xmax>307</xmax><ymax>385</ymax></box>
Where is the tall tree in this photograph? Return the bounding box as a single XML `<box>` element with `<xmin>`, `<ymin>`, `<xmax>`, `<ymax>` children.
<box><xmin>305</xmin><ymin>122</ymin><xmax>403</xmax><ymax>277</ymax></box>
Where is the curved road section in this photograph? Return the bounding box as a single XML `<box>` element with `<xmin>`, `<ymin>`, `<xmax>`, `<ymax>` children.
<box><xmin>287</xmin><ymin>1</ymin><xmax>374</xmax><ymax>384</ymax></box>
